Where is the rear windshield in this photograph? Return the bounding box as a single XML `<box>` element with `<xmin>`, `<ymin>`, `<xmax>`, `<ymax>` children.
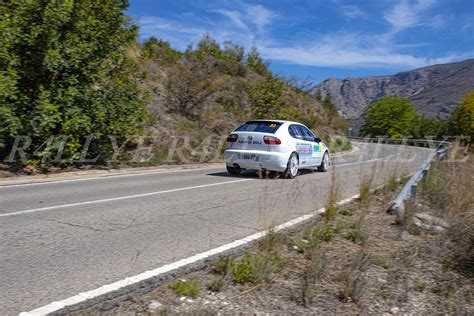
<box><xmin>235</xmin><ymin>121</ymin><xmax>282</xmax><ymax>133</ymax></box>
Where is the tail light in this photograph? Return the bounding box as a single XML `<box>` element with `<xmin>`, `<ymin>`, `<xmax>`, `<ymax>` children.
<box><xmin>227</xmin><ymin>134</ymin><xmax>239</xmax><ymax>142</ymax></box>
<box><xmin>263</xmin><ymin>136</ymin><xmax>281</xmax><ymax>145</ymax></box>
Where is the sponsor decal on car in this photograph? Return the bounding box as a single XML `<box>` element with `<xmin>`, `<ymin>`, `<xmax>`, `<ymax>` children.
<box><xmin>296</xmin><ymin>143</ymin><xmax>312</xmax><ymax>155</ymax></box>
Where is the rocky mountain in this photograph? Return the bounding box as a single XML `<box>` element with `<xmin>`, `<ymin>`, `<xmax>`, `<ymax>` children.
<box><xmin>312</xmin><ymin>59</ymin><xmax>474</xmax><ymax>120</ymax></box>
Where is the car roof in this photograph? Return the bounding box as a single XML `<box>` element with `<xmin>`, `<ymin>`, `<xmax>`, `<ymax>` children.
<box><xmin>248</xmin><ymin>119</ymin><xmax>302</xmax><ymax>125</ymax></box>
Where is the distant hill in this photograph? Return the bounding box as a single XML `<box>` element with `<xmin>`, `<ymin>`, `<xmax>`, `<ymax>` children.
<box><xmin>312</xmin><ymin>59</ymin><xmax>474</xmax><ymax>122</ymax></box>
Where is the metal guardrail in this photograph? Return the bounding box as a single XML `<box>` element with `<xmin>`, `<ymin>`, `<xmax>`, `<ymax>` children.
<box><xmin>348</xmin><ymin>137</ymin><xmax>451</xmax><ymax>215</ymax></box>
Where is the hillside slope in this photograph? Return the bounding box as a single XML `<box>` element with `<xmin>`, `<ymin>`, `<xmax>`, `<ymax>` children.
<box><xmin>134</xmin><ymin>36</ymin><xmax>348</xmax><ymax>164</ymax></box>
<box><xmin>312</xmin><ymin>59</ymin><xmax>474</xmax><ymax>119</ymax></box>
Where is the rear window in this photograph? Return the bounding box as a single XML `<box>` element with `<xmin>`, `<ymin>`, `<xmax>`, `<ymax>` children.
<box><xmin>235</xmin><ymin>121</ymin><xmax>282</xmax><ymax>133</ymax></box>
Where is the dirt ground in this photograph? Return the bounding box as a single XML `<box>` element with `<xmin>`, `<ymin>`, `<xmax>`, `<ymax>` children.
<box><xmin>78</xmin><ymin>156</ymin><xmax>473</xmax><ymax>315</ymax></box>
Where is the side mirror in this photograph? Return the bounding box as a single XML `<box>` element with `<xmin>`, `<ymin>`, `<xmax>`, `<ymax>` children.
<box><xmin>315</xmin><ymin>137</ymin><xmax>321</xmax><ymax>143</ymax></box>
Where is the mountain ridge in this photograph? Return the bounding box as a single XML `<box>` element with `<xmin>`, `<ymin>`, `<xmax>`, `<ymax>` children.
<box><xmin>312</xmin><ymin>59</ymin><xmax>474</xmax><ymax>121</ymax></box>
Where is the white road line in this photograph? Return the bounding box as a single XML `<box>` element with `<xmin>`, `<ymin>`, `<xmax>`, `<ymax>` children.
<box><xmin>0</xmin><ymin>154</ymin><xmax>397</xmax><ymax>219</ymax></box>
<box><xmin>0</xmin><ymin>179</ymin><xmax>252</xmax><ymax>218</ymax></box>
<box><xmin>335</xmin><ymin>153</ymin><xmax>397</xmax><ymax>167</ymax></box>
<box><xmin>0</xmin><ymin>166</ymin><xmax>223</xmax><ymax>189</ymax></box>
<box><xmin>20</xmin><ymin>193</ymin><xmax>360</xmax><ymax>316</ymax></box>
<box><xmin>0</xmin><ymin>144</ymin><xmax>366</xmax><ymax>189</ymax></box>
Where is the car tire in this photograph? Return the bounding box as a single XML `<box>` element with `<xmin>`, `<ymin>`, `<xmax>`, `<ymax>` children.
<box><xmin>227</xmin><ymin>165</ymin><xmax>241</xmax><ymax>175</ymax></box>
<box><xmin>318</xmin><ymin>152</ymin><xmax>330</xmax><ymax>172</ymax></box>
<box><xmin>285</xmin><ymin>153</ymin><xmax>299</xmax><ymax>179</ymax></box>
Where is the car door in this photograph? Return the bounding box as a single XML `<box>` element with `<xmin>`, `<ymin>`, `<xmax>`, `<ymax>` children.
<box><xmin>289</xmin><ymin>124</ymin><xmax>312</xmax><ymax>167</ymax></box>
<box><xmin>299</xmin><ymin>125</ymin><xmax>324</xmax><ymax>166</ymax></box>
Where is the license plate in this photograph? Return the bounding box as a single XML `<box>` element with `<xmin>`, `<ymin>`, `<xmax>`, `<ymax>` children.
<box><xmin>243</xmin><ymin>154</ymin><xmax>259</xmax><ymax>161</ymax></box>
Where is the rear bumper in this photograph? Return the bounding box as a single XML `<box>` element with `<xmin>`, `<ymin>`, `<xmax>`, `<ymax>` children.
<box><xmin>224</xmin><ymin>149</ymin><xmax>289</xmax><ymax>172</ymax></box>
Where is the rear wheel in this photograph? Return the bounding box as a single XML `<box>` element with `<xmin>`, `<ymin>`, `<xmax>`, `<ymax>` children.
<box><xmin>285</xmin><ymin>153</ymin><xmax>299</xmax><ymax>179</ymax></box>
<box><xmin>227</xmin><ymin>165</ymin><xmax>241</xmax><ymax>175</ymax></box>
<box><xmin>318</xmin><ymin>152</ymin><xmax>330</xmax><ymax>172</ymax></box>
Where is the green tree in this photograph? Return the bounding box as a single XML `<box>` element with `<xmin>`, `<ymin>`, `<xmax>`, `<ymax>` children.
<box><xmin>450</xmin><ymin>91</ymin><xmax>474</xmax><ymax>141</ymax></box>
<box><xmin>361</xmin><ymin>96</ymin><xmax>418</xmax><ymax>138</ymax></box>
<box><xmin>0</xmin><ymin>0</ymin><xmax>149</xmax><ymax>165</ymax></box>
<box><xmin>194</xmin><ymin>34</ymin><xmax>223</xmax><ymax>60</ymax></box>
<box><xmin>246</xmin><ymin>46</ymin><xmax>269</xmax><ymax>75</ymax></box>
<box><xmin>142</xmin><ymin>37</ymin><xmax>181</xmax><ymax>63</ymax></box>
<box><xmin>413</xmin><ymin>116</ymin><xmax>447</xmax><ymax>139</ymax></box>
<box><xmin>223</xmin><ymin>41</ymin><xmax>244</xmax><ymax>63</ymax></box>
<box><xmin>249</xmin><ymin>75</ymin><xmax>299</xmax><ymax>120</ymax></box>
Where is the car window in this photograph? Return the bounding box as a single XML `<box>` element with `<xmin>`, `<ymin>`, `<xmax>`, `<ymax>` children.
<box><xmin>299</xmin><ymin>125</ymin><xmax>316</xmax><ymax>142</ymax></box>
<box><xmin>288</xmin><ymin>124</ymin><xmax>304</xmax><ymax>140</ymax></box>
<box><xmin>235</xmin><ymin>121</ymin><xmax>282</xmax><ymax>133</ymax></box>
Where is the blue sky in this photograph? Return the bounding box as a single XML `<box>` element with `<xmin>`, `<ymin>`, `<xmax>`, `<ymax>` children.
<box><xmin>127</xmin><ymin>0</ymin><xmax>474</xmax><ymax>83</ymax></box>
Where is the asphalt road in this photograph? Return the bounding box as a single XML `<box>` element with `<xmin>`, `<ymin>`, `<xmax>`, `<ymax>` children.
<box><xmin>0</xmin><ymin>143</ymin><xmax>432</xmax><ymax>315</ymax></box>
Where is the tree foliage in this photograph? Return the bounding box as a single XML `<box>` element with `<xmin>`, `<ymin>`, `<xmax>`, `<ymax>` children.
<box><xmin>142</xmin><ymin>37</ymin><xmax>182</xmax><ymax>63</ymax></box>
<box><xmin>0</xmin><ymin>0</ymin><xmax>149</xmax><ymax>164</ymax></box>
<box><xmin>246</xmin><ymin>46</ymin><xmax>269</xmax><ymax>76</ymax></box>
<box><xmin>361</xmin><ymin>96</ymin><xmax>418</xmax><ymax>138</ymax></box>
<box><xmin>249</xmin><ymin>75</ymin><xmax>295</xmax><ymax>120</ymax></box>
<box><xmin>450</xmin><ymin>91</ymin><xmax>474</xmax><ymax>141</ymax></box>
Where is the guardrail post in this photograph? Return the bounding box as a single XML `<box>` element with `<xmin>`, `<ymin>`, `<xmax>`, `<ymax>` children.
<box><xmin>411</xmin><ymin>184</ymin><xmax>417</xmax><ymax>198</ymax></box>
<box><xmin>422</xmin><ymin>168</ymin><xmax>428</xmax><ymax>181</ymax></box>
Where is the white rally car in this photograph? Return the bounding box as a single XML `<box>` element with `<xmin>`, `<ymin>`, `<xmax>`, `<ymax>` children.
<box><xmin>224</xmin><ymin>120</ymin><xmax>330</xmax><ymax>178</ymax></box>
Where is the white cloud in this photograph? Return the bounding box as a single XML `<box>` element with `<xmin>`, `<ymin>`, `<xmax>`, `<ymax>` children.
<box><xmin>262</xmin><ymin>34</ymin><xmax>428</xmax><ymax>68</ymax></box>
<box><xmin>341</xmin><ymin>5</ymin><xmax>366</xmax><ymax>20</ymax></box>
<box><xmin>136</xmin><ymin>1</ymin><xmax>471</xmax><ymax>71</ymax></box>
<box><xmin>212</xmin><ymin>9</ymin><xmax>250</xmax><ymax>31</ymax></box>
<box><xmin>384</xmin><ymin>0</ymin><xmax>436</xmax><ymax>33</ymax></box>
<box><xmin>245</xmin><ymin>4</ymin><xmax>278</xmax><ymax>33</ymax></box>
<box><xmin>261</xmin><ymin>32</ymin><xmax>471</xmax><ymax>69</ymax></box>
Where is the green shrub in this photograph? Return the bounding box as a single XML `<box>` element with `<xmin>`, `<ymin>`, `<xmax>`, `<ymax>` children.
<box><xmin>212</xmin><ymin>256</ymin><xmax>234</xmax><ymax>276</ymax></box>
<box><xmin>170</xmin><ymin>280</ymin><xmax>200</xmax><ymax>298</ymax></box>
<box><xmin>232</xmin><ymin>252</ymin><xmax>282</xmax><ymax>284</ymax></box>
<box><xmin>259</xmin><ymin>228</ymin><xmax>282</xmax><ymax>252</ymax></box>
<box><xmin>0</xmin><ymin>1</ymin><xmax>149</xmax><ymax>165</ymax></box>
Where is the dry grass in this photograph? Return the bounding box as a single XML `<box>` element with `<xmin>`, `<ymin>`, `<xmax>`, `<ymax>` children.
<box><xmin>420</xmin><ymin>154</ymin><xmax>474</xmax><ymax>278</ymax></box>
<box><xmin>301</xmin><ymin>249</ymin><xmax>328</xmax><ymax>307</ymax></box>
<box><xmin>358</xmin><ymin>174</ymin><xmax>374</xmax><ymax>207</ymax></box>
<box><xmin>338</xmin><ymin>249</ymin><xmax>371</xmax><ymax>303</ymax></box>
<box><xmin>91</xmin><ymin>153</ymin><xmax>473</xmax><ymax>315</ymax></box>
<box><xmin>324</xmin><ymin>170</ymin><xmax>339</xmax><ymax>222</ymax></box>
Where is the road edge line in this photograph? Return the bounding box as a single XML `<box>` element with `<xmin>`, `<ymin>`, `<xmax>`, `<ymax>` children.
<box><xmin>20</xmin><ymin>193</ymin><xmax>360</xmax><ymax>316</ymax></box>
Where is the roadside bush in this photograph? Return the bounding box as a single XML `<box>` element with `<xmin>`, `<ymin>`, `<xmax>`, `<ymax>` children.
<box><xmin>213</xmin><ymin>252</ymin><xmax>282</xmax><ymax>285</ymax></box>
<box><xmin>259</xmin><ymin>228</ymin><xmax>282</xmax><ymax>252</ymax></box>
<box><xmin>232</xmin><ymin>252</ymin><xmax>281</xmax><ymax>284</ymax></box>
<box><xmin>0</xmin><ymin>1</ymin><xmax>149</xmax><ymax>165</ymax></box>
<box><xmin>328</xmin><ymin>136</ymin><xmax>352</xmax><ymax>153</ymax></box>
<box><xmin>170</xmin><ymin>280</ymin><xmax>200</xmax><ymax>298</ymax></box>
